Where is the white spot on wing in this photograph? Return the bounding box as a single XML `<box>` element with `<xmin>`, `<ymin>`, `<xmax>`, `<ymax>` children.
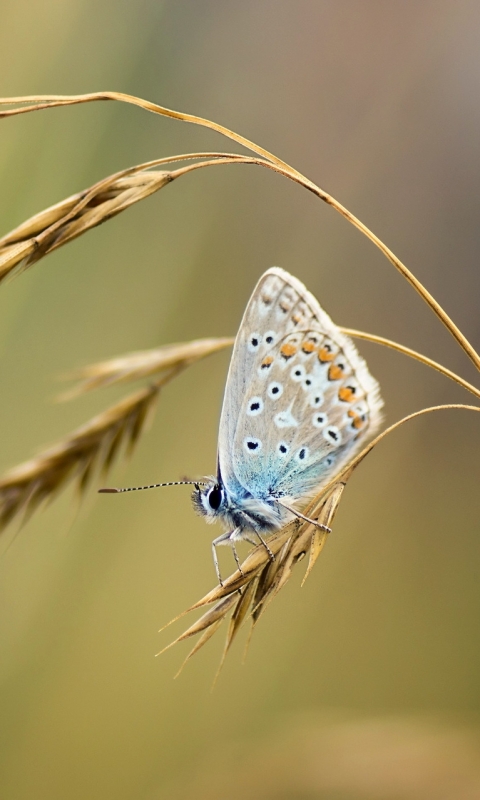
<box><xmin>323</xmin><ymin>426</ymin><xmax>342</xmax><ymax>446</ymax></box>
<box><xmin>290</xmin><ymin>364</ymin><xmax>306</xmax><ymax>382</ymax></box>
<box><xmin>295</xmin><ymin>446</ymin><xmax>309</xmax><ymax>463</ymax></box>
<box><xmin>246</xmin><ymin>397</ymin><xmax>264</xmax><ymax>416</ymax></box>
<box><xmin>267</xmin><ymin>381</ymin><xmax>283</xmax><ymax>400</ymax></box>
<box><xmin>244</xmin><ymin>437</ymin><xmax>262</xmax><ymax>453</ymax></box>
<box><xmin>247</xmin><ymin>333</ymin><xmax>262</xmax><ymax>352</ymax></box>
<box><xmin>309</xmin><ymin>392</ymin><xmax>324</xmax><ymax>408</ymax></box>
<box><xmin>263</xmin><ymin>330</ymin><xmax>277</xmax><ymax>346</ymax></box>
<box><xmin>274</xmin><ymin>405</ymin><xmax>298</xmax><ymax>428</ymax></box>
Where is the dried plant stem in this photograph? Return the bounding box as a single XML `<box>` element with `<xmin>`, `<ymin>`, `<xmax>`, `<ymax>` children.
<box><xmin>64</xmin><ymin>331</ymin><xmax>480</xmax><ymax>403</ymax></box>
<box><xmin>1</xmin><ymin>92</ymin><xmax>478</xmax><ymax>373</ymax></box>
<box><xmin>341</xmin><ymin>328</ymin><xmax>480</xmax><ymax>401</ymax></box>
<box><xmin>305</xmin><ymin>403</ymin><xmax>480</xmax><ymax>512</ymax></box>
<box><xmin>158</xmin><ymin>402</ymin><xmax>479</xmax><ymax>672</ymax></box>
<box><xmin>61</xmin><ymin>337</ymin><xmax>235</xmax><ymax>397</ymax></box>
<box><xmin>0</xmin><ymin>154</ymin><xmax>262</xmax><ymax>283</ymax></box>
<box><xmin>0</xmin><ymin>383</ymin><xmax>161</xmax><ymax>531</ymax></box>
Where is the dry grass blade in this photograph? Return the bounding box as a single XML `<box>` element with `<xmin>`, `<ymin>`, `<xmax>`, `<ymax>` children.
<box><xmin>0</xmin><ymin>153</ymin><xmax>253</xmax><ymax>285</ymax></box>
<box><xmin>159</xmin><ymin>404</ymin><xmax>480</xmax><ymax>675</ymax></box>
<box><xmin>0</xmin><ymin>383</ymin><xmax>161</xmax><ymax>533</ymax></box>
<box><xmin>174</xmin><ymin>619</ymin><xmax>225</xmax><ymax>679</ymax></box>
<box><xmin>1</xmin><ymin>93</ymin><xmax>479</xmax><ymax>372</ymax></box>
<box><xmin>159</xmin><ymin>483</ymin><xmax>348</xmax><ymax>674</ymax></box>
<box><xmin>1</xmin><ymin>335</ymin><xmax>233</xmax><ymax>532</ymax></box>
<box><xmin>213</xmin><ymin>578</ymin><xmax>259</xmax><ymax>683</ymax></box>
<box><xmin>155</xmin><ymin>593</ymin><xmax>239</xmax><ymax>657</ymax></box>
<box><xmin>302</xmin><ymin>481</ymin><xmax>347</xmax><ymax>585</ymax></box>
<box><xmin>342</xmin><ymin>328</ymin><xmax>480</xmax><ymax>401</ymax></box>
<box><xmin>61</xmin><ymin>337</ymin><xmax>234</xmax><ymax>398</ymax></box>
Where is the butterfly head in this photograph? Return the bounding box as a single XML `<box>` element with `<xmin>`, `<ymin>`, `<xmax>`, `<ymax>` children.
<box><xmin>191</xmin><ymin>478</ymin><xmax>226</xmax><ymax>523</ymax></box>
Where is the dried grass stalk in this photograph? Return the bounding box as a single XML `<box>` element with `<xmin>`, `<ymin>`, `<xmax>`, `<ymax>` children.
<box><xmin>0</xmin><ymin>153</ymin><xmax>255</xmax><ymax>284</ymax></box>
<box><xmin>158</xmin><ymin>480</ymin><xmax>347</xmax><ymax>674</ymax></box>
<box><xmin>158</xmin><ymin>403</ymin><xmax>480</xmax><ymax>675</ymax></box>
<box><xmin>0</xmin><ymin>336</ymin><xmax>235</xmax><ymax>533</ymax></box>
<box><xmin>61</xmin><ymin>337</ymin><xmax>234</xmax><ymax>398</ymax></box>
<box><xmin>2</xmin><ymin>92</ymin><xmax>479</xmax><ymax>373</ymax></box>
<box><xmin>0</xmin><ymin>384</ymin><xmax>160</xmax><ymax>532</ymax></box>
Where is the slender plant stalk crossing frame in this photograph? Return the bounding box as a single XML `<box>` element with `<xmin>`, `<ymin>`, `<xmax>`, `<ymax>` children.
<box><xmin>0</xmin><ymin>92</ymin><xmax>478</xmax><ymax>671</ymax></box>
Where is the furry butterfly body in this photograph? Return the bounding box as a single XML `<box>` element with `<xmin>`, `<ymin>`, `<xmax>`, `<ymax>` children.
<box><xmin>193</xmin><ymin>268</ymin><xmax>383</xmax><ymax>580</ymax></box>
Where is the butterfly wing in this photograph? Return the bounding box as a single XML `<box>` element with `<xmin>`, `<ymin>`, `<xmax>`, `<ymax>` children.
<box><xmin>218</xmin><ymin>268</ymin><xmax>383</xmax><ymax>506</ymax></box>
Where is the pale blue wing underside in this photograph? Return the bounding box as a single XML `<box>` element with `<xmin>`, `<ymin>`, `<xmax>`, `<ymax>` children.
<box><xmin>218</xmin><ymin>268</ymin><xmax>383</xmax><ymax>506</ymax></box>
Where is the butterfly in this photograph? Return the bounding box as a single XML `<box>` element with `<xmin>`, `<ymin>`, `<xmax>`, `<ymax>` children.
<box><xmin>101</xmin><ymin>268</ymin><xmax>383</xmax><ymax>584</ymax></box>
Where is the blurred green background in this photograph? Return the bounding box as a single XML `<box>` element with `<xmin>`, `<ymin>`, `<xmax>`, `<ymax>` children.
<box><xmin>1</xmin><ymin>2</ymin><xmax>480</xmax><ymax>798</ymax></box>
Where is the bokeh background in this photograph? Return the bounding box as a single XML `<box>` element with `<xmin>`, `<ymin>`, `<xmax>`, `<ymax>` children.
<box><xmin>1</xmin><ymin>2</ymin><xmax>480</xmax><ymax>798</ymax></box>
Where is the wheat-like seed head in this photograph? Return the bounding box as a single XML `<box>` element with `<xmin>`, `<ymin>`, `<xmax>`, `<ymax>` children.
<box><xmin>60</xmin><ymin>337</ymin><xmax>234</xmax><ymax>398</ymax></box>
<box><xmin>157</xmin><ymin>481</ymin><xmax>346</xmax><ymax>679</ymax></box>
<box><xmin>0</xmin><ymin>337</ymin><xmax>233</xmax><ymax>533</ymax></box>
<box><xmin>0</xmin><ymin>384</ymin><xmax>160</xmax><ymax>531</ymax></box>
<box><xmin>0</xmin><ymin>153</ymin><xmax>253</xmax><ymax>285</ymax></box>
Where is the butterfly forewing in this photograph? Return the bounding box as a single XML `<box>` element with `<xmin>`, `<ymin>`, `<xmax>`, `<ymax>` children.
<box><xmin>218</xmin><ymin>268</ymin><xmax>383</xmax><ymax>506</ymax></box>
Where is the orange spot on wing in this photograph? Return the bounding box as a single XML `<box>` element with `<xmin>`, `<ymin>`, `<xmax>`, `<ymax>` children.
<box><xmin>261</xmin><ymin>355</ymin><xmax>274</xmax><ymax>369</ymax></box>
<box><xmin>292</xmin><ymin>313</ymin><xmax>302</xmax><ymax>325</ymax></box>
<box><xmin>280</xmin><ymin>342</ymin><xmax>297</xmax><ymax>359</ymax></box>
<box><xmin>302</xmin><ymin>341</ymin><xmax>316</xmax><ymax>354</ymax></box>
<box><xmin>328</xmin><ymin>364</ymin><xmax>344</xmax><ymax>381</ymax></box>
<box><xmin>318</xmin><ymin>347</ymin><xmax>334</xmax><ymax>363</ymax></box>
<box><xmin>348</xmin><ymin>409</ymin><xmax>364</xmax><ymax>429</ymax></box>
<box><xmin>339</xmin><ymin>386</ymin><xmax>355</xmax><ymax>402</ymax></box>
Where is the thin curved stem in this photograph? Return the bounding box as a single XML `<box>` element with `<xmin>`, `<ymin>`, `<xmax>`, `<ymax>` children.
<box><xmin>311</xmin><ymin>403</ymin><xmax>480</xmax><ymax>507</ymax></box>
<box><xmin>341</xmin><ymin>328</ymin><xmax>480</xmax><ymax>401</ymax></box>
<box><xmin>1</xmin><ymin>91</ymin><xmax>479</xmax><ymax>373</ymax></box>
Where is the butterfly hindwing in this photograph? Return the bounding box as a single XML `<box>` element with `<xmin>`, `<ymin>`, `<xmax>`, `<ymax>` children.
<box><xmin>218</xmin><ymin>268</ymin><xmax>383</xmax><ymax>504</ymax></box>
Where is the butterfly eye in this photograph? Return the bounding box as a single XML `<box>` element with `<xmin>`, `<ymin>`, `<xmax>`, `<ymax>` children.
<box><xmin>247</xmin><ymin>333</ymin><xmax>262</xmax><ymax>352</ymax></box>
<box><xmin>208</xmin><ymin>485</ymin><xmax>223</xmax><ymax>511</ymax></box>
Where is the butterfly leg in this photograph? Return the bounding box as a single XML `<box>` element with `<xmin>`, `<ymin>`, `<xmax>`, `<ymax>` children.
<box><xmin>212</xmin><ymin>528</ymin><xmax>242</xmax><ymax>586</ymax></box>
<box><xmin>276</xmin><ymin>500</ymin><xmax>331</xmax><ymax>533</ymax></box>
<box><xmin>254</xmin><ymin>531</ymin><xmax>275</xmax><ymax>562</ymax></box>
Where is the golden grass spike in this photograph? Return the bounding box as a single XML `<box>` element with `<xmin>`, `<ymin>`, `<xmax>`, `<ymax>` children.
<box><xmin>0</xmin><ymin>384</ymin><xmax>160</xmax><ymax>533</ymax></box>
<box><xmin>155</xmin><ymin>593</ymin><xmax>238</xmax><ymax>657</ymax></box>
<box><xmin>184</xmin><ymin>527</ymin><xmax>295</xmax><ymax>613</ymax></box>
<box><xmin>61</xmin><ymin>337</ymin><xmax>234</xmax><ymax>398</ymax></box>
<box><xmin>1</xmin><ymin>93</ymin><xmax>479</xmax><ymax>372</ymax></box>
<box><xmin>302</xmin><ymin>482</ymin><xmax>347</xmax><ymax>586</ymax></box>
<box><xmin>174</xmin><ymin>619</ymin><xmax>225</xmax><ymax>680</ymax></box>
<box><xmin>212</xmin><ymin>579</ymin><xmax>259</xmax><ymax>686</ymax></box>
<box><xmin>0</xmin><ymin>154</ymin><xmax>258</xmax><ymax>286</ymax></box>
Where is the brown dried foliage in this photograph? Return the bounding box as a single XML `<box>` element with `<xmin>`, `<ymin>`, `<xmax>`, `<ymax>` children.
<box><xmin>158</xmin><ymin>481</ymin><xmax>347</xmax><ymax>679</ymax></box>
<box><xmin>0</xmin><ymin>153</ymin><xmax>254</xmax><ymax>285</ymax></box>
<box><xmin>0</xmin><ymin>92</ymin><xmax>479</xmax><ymax>673</ymax></box>
<box><xmin>0</xmin><ymin>337</ymin><xmax>232</xmax><ymax>532</ymax></box>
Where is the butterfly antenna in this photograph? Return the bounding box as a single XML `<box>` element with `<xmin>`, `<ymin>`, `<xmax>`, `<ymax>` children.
<box><xmin>98</xmin><ymin>480</ymin><xmax>208</xmax><ymax>494</ymax></box>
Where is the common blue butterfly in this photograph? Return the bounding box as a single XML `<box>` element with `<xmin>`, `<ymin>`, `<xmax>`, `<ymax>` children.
<box><xmin>101</xmin><ymin>268</ymin><xmax>383</xmax><ymax>584</ymax></box>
